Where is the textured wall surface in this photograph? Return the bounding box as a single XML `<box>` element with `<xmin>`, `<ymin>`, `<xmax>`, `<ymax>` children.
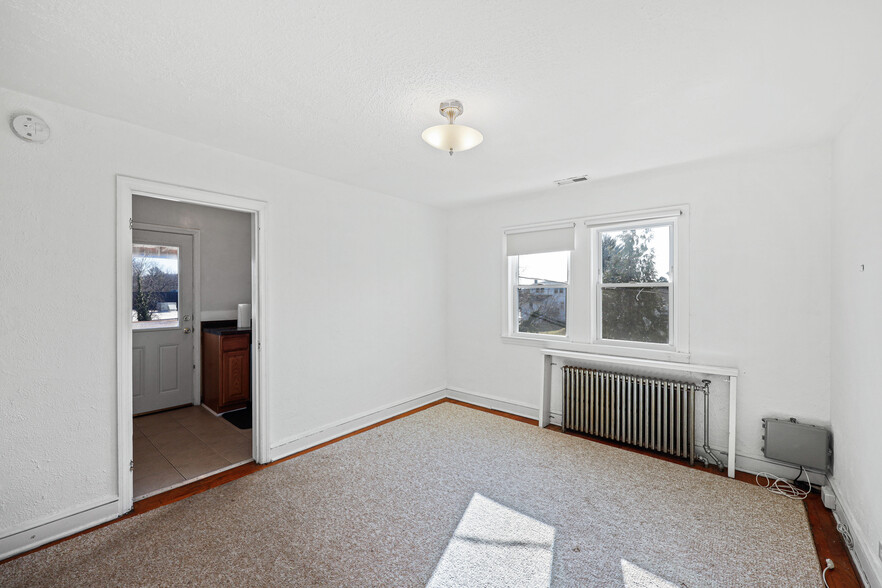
<box><xmin>0</xmin><ymin>1</ymin><xmax>878</xmax><ymax>205</ymax></box>
<box><xmin>446</xmin><ymin>143</ymin><xmax>833</xmax><ymax>464</ymax></box>
<box><xmin>132</xmin><ymin>195</ymin><xmax>252</xmax><ymax>314</ymax></box>
<box><xmin>830</xmin><ymin>80</ymin><xmax>882</xmax><ymax>586</ymax></box>
<box><xmin>0</xmin><ymin>87</ymin><xmax>447</xmax><ymax>532</ymax></box>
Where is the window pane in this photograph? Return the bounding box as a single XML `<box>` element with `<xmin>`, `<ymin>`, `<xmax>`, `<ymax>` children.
<box><xmin>132</xmin><ymin>244</ymin><xmax>180</xmax><ymax>330</ymax></box>
<box><xmin>601</xmin><ymin>225</ymin><xmax>670</xmax><ymax>283</ymax></box>
<box><xmin>518</xmin><ymin>287</ymin><xmax>566</xmax><ymax>335</ymax></box>
<box><xmin>518</xmin><ymin>251</ymin><xmax>568</xmax><ymax>286</ymax></box>
<box><xmin>601</xmin><ymin>286</ymin><xmax>669</xmax><ymax>344</ymax></box>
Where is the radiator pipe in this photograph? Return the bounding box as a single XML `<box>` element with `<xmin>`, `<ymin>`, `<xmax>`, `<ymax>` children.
<box><xmin>696</xmin><ymin>379</ymin><xmax>725</xmax><ymax>471</ymax></box>
<box><xmin>561</xmin><ymin>366</ymin><xmax>567</xmax><ymax>433</ymax></box>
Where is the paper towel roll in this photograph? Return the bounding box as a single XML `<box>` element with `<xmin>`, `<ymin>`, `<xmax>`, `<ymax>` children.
<box><xmin>237</xmin><ymin>303</ymin><xmax>251</xmax><ymax>328</ymax></box>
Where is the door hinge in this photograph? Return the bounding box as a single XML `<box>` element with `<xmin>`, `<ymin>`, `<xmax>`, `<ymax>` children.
<box><xmin>193</xmin><ymin>364</ymin><xmax>196</xmax><ymax>370</ymax></box>
<box><xmin>129</xmin><ymin>218</ymin><xmax>133</xmax><ymax>230</ymax></box>
<box><xmin>258</xmin><ymin>341</ymin><xmax>261</xmax><ymax>350</ymax></box>
<box><xmin>129</xmin><ymin>459</ymin><xmax>134</xmax><ymax>472</ymax></box>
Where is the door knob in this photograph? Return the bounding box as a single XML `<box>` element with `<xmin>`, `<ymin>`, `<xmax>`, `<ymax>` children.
<box><xmin>184</xmin><ymin>328</ymin><xmax>192</xmax><ymax>334</ymax></box>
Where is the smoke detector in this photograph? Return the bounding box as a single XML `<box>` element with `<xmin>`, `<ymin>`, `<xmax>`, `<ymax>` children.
<box><xmin>11</xmin><ymin>114</ymin><xmax>50</xmax><ymax>143</ymax></box>
<box><xmin>554</xmin><ymin>174</ymin><xmax>590</xmax><ymax>186</ymax></box>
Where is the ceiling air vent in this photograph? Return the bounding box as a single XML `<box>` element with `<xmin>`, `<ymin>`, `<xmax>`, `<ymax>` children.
<box><xmin>554</xmin><ymin>175</ymin><xmax>590</xmax><ymax>186</ymax></box>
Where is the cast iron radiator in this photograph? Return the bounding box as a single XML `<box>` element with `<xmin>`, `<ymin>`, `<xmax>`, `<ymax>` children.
<box><xmin>561</xmin><ymin>366</ymin><xmax>696</xmax><ymax>464</ymax></box>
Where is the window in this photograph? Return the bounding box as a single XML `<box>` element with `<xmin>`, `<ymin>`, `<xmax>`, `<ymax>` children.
<box><xmin>515</xmin><ymin>251</ymin><xmax>569</xmax><ymax>336</ymax></box>
<box><xmin>505</xmin><ymin>223</ymin><xmax>576</xmax><ymax>339</ymax></box>
<box><xmin>132</xmin><ymin>243</ymin><xmax>180</xmax><ymax>330</ymax></box>
<box><xmin>505</xmin><ymin>207</ymin><xmax>688</xmax><ymax>359</ymax></box>
<box><xmin>597</xmin><ymin>223</ymin><xmax>671</xmax><ymax>345</ymax></box>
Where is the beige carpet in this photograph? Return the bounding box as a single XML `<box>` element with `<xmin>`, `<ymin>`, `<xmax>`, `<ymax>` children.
<box><xmin>1</xmin><ymin>403</ymin><xmax>822</xmax><ymax>587</ymax></box>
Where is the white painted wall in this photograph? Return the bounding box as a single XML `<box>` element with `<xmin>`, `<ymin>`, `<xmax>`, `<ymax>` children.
<box><xmin>0</xmin><ymin>79</ymin><xmax>863</xmax><ymax>567</ymax></box>
<box><xmin>0</xmin><ymin>87</ymin><xmax>447</xmax><ymax>534</ymax></box>
<box><xmin>132</xmin><ymin>195</ymin><xmax>252</xmax><ymax>316</ymax></box>
<box><xmin>446</xmin><ymin>143</ymin><xmax>833</xmax><ymax>468</ymax></box>
<box><xmin>830</xmin><ymin>80</ymin><xmax>882</xmax><ymax>586</ymax></box>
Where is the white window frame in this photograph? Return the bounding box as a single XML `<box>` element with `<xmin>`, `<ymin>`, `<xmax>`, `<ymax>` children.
<box><xmin>508</xmin><ymin>251</ymin><xmax>572</xmax><ymax>342</ymax></box>
<box><xmin>590</xmin><ymin>218</ymin><xmax>677</xmax><ymax>352</ymax></box>
<box><xmin>503</xmin><ymin>206</ymin><xmax>690</xmax><ymax>362</ymax></box>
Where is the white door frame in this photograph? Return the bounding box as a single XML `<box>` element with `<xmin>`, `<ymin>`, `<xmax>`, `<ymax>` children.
<box><xmin>116</xmin><ymin>176</ymin><xmax>270</xmax><ymax>516</ymax></box>
<box><xmin>133</xmin><ymin>222</ymin><xmax>202</xmax><ymax>407</ymax></box>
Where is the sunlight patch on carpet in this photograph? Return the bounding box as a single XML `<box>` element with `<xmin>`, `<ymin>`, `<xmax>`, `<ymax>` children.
<box><xmin>427</xmin><ymin>493</ymin><xmax>555</xmax><ymax>588</ymax></box>
<box><xmin>621</xmin><ymin>559</ymin><xmax>679</xmax><ymax>588</ymax></box>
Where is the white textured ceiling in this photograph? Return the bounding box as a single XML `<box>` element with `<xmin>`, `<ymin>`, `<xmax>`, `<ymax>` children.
<box><xmin>1</xmin><ymin>1</ymin><xmax>880</xmax><ymax>207</ymax></box>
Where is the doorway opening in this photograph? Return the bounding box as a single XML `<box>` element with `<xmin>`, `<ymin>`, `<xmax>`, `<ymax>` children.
<box><xmin>116</xmin><ymin>177</ymin><xmax>268</xmax><ymax>514</ymax></box>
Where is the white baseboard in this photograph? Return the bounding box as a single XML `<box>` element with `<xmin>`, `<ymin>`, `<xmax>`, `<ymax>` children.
<box><xmin>727</xmin><ymin>453</ymin><xmax>830</xmax><ymax>486</ymax></box>
<box><xmin>0</xmin><ymin>498</ymin><xmax>119</xmax><ymax>562</ymax></box>
<box><xmin>829</xmin><ymin>481</ymin><xmax>880</xmax><ymax>587</ymax></box>
<box><xmin>447</xmin><ymin>387</ymin><xmax>829</xmax><ymax>484</ymax></box>
<box><xmin>268</xmin><ymin>387</ymin><xmax>447</xmax><ymax>462</ymax></box>
<box><xmin>0</xmin><ymin>388</ymin><xmax>448</xmax><ymax>562</ymax></box>
<box><xmin>445</xmin><ymin>387</ymin><xmax>563</xmax><ymax>424</ymax></box>
<box><xmin>2</xmin><ymin>388</ymin><xmax>447</xmax><ymax>562</ymax></box>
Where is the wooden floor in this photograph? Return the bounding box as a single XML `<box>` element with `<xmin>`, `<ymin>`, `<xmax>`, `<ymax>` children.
<box><xmin>2</xmin><ymin>399</ymin><xmax>863</xmax><ymax>586</ymax></box>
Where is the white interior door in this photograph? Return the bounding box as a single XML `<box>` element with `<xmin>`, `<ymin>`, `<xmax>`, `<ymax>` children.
<box><xmin>132</xmin><ymin>229</ymin><xmax>194</xmax><ymax>415</ymax></box>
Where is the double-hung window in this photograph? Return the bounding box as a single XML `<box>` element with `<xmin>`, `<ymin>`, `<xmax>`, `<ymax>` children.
<box><xmin>505</xmin><ymin>207</ymin><xmax>688</xmax><ymax>359</ymax></box>
<box><xmin>595</xmin><ymin>221</ymin><xmax>673</xmax><ymax>346</ymax></box>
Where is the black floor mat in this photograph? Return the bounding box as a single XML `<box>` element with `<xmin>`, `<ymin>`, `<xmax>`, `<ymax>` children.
<box><xmin>222</xmin><ymin>404</ymin><xmax>252</xmax><ymax>430</ymax></box>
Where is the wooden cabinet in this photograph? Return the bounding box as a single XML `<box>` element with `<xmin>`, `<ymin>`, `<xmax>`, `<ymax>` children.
<box><xmin>202</xmin><ymin>327</ymin><xmax>250</xmax><ymax>413</ymax></box>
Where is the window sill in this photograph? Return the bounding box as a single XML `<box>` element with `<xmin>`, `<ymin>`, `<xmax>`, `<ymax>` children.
<box><xmin>500</xmin><ymin>335</ymin><xmax>690</xmax><ymax>363</ymax></box>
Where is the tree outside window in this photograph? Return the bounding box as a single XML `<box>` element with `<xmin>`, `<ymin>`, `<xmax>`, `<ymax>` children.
<box><xmin>598</xmin><ymin>225</ymin><xmax>671</xmax><ymax>344</ymax></box>
<box><xmin>132</xmin><ymin>244</ymin><xmax>179</xmax><ymax>326</ymax></box>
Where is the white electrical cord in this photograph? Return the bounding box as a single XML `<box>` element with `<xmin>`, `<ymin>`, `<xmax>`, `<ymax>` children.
<box><xmin>755</xmin><ymin>466</ymin><xmax>812</xmax><ymax>500</ymax></box>
<box><xmin>822</xmin><ymin>558</ymin><xmax>835</xmax><ymax>587</ymax></box>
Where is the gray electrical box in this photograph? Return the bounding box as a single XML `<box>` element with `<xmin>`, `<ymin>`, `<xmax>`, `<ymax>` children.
<box><xmin>762</xmin><ymin>418</ymin><xmax>832</xmax><ymax>472</ymax></box>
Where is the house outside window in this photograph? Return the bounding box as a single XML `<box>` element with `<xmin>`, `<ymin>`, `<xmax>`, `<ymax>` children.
<box><xmin>505</xmin><ymin>223</ymin><xmax>576</xmax><ymax>341</ymax></box>
<box><xmin>516</xmin><ymin>251</ymin><xmax>569</xmax><ymax>336</ymax></box>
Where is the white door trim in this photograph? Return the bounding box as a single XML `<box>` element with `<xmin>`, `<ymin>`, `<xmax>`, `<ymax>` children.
<box><xmin>117</xmin><ymin>176</ymin><xmax>270</xmax><ymax>517</ymax></box>
<box><xmin>133</xmin><ymin>222</ymin><xmax>202</xmax><ymax>406</ymax></box>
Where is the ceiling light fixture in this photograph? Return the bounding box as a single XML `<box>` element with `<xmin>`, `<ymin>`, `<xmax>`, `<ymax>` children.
<box><xmin>421</xmin><ymin>99</ymin><xmax>483</xmax><ymax>156</ymax></box>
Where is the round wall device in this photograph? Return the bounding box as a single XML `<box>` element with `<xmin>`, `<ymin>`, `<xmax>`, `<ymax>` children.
<box><xmin>11</xmin><ymin>114</ymin><xmax>50</xmax><ymax>143</ymax></box>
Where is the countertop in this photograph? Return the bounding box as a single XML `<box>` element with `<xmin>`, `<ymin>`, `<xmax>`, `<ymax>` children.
<box><xmin>202</xmin><ymin>320</ymin><xmax>251</xmax><ymax>336</ymax></box>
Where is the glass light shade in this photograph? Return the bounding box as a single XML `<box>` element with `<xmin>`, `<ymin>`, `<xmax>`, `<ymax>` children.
<box><xmin>421</xmin><ymin>124</ymin><xmax>484</xmax><ymax>153</ymax></box>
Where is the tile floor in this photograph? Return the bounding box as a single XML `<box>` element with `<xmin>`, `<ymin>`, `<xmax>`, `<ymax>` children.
<box><xmin>133</xmin><ymin>405</ymin><xmax>252</xmax><ymax>499</ymax></box>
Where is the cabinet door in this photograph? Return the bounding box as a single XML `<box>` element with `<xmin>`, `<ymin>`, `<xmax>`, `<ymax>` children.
<box><xmin>221</xmin><ymin>348</ymin><xmax>250</xmax><ymax>406</ymax></box>
<box><xmin>201</xmin><ymin>332</ymin><xmax>221</xmax><ymax>412</ymax></box>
